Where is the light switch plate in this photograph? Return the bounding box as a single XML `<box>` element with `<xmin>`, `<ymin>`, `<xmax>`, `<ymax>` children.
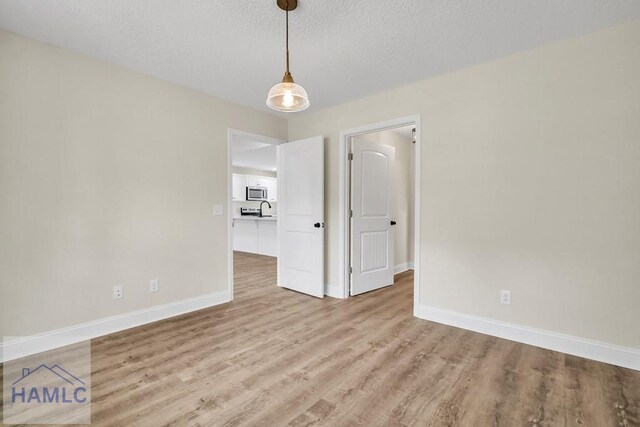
<box><xmin>213</xmin><ymin>204</ymin><xmax>224</xmax><ymax>216</ymax></box>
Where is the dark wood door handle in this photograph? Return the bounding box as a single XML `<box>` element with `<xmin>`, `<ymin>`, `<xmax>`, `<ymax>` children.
<box><xmin>390</xmin><ymin>221</ymin><xmax>397</xmax><ymax>226</ymax></box>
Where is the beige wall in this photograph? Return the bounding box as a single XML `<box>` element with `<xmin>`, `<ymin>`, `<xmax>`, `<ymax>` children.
<box><xmin>353</xmin><ymin>129</ymin><xmax>415</xmax><ymax>269</ymax></box>
<box><xmin>0</xmin><ymin>30</ymin><xmax>287</xmax><ymax>336</ymax></box>
<box><xmin>289</xmin><ymin>20</ymin><xmax>640</xmax><ymax>348</ymax></box>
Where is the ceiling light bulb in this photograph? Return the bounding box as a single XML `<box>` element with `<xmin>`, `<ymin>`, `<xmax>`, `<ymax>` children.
<box><xmin>282</xmin><ymin>90</ymin><xmax>294</xmax><ymax>107</ymax></box>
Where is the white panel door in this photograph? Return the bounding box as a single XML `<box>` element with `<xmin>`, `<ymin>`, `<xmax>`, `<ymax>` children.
<box><xmin>277</xmin><ymin>136</ymin><xmax>324</xmax><ymax>298</ymax></box>
<box><xmin>351</xmin><ymin>139</ymin><xmax>395</xmax><ymax>295</ymax></box>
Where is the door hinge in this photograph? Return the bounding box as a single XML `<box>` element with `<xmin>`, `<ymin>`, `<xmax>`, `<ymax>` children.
<box><xmin>349</xmin><ymin>266</ymin><xmax>353</xmax><ymax>274</ymax></box>
<box><xmin>349</xmin><ymin>209</ymin><xmax>353</xmax><ymax>217</ymax></box>
<box><xmin>348</xmin><ymin>152</ymin><xmax>353</xmax><ymax>161</ymax></box>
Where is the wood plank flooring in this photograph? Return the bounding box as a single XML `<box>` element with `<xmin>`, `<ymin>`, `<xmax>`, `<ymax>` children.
<box><xmin>3</xmin><ymin>251</ymin><xmax>639</xmax><ymax>426</ymax></box>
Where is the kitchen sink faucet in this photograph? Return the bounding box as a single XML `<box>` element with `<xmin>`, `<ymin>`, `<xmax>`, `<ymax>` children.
<box><xmin>259</xmin><ymin>201</ymin><xmax>272</xmax><ymax>217</ymax></box>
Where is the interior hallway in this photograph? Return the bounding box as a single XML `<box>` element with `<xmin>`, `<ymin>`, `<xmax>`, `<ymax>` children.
<box><xmin>4</xmin><ymin>251</ymin><xmax>637</xmax><ymax>425</ymax></box>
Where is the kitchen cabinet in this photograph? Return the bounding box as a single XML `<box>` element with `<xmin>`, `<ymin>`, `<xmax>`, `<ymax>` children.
<box><xmin>233</xmin><ymin>219</ymin><xmax>257</xmax><ymax>253</ymax></box>
<box><xmin>232</xmin><ymin>174</ymin><xmax>246</xmax><ymax>201</ymax></box>
<box><xmin>257</xmin><ymin>220</ymin><xmax>277</xmax><ymax>256</ymax></box>
<box><xmin>232</xmin><ymin>173</ymin><xmax>277</xmax><ymax>202</ymax></box>
<box><xmin>245</xmin><ymin>175</ymin><xmax>269</xmax><ymax>188</ymax></box>
<box><xmin>233</xmin><ymin>218</ymin><xmax>277</xmax><ymax>257</ymax></box>
<box><xmin>265</xmin><ymin>177</ymin><xmax>277</xmax><ymax>202</ymax></box>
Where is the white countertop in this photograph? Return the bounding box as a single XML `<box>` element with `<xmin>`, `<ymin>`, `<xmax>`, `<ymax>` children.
<box><xmin>233</xmin><ymin>216</ymin><xmax>277</xmax><ymax>221</ymax></box>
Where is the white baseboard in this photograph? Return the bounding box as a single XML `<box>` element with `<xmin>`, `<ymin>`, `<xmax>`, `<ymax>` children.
<box><xmin>394</xmin><ymin>261</ymin><xmax>414</xmax><ymax>274</ymax></box>
<box><xmin>415</xmin><ymin>304</ymin><xmax>640</xmax><ymax>371</ymax></box>
<box><xmin>1</xmin><ymin>290</ymin><xmax>231</xmax><ymax>363</ymax></box>
<box><xmin>325</xmin><ymin>283</ymin><xmax>345</xmax><ymax>299</ymax></box>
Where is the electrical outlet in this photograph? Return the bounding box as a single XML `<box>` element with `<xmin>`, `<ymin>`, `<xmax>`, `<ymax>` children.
<box><xmin>149</xmin><ymin>279</ymin><xmax>159</xmax><ymax>293</ymax></box>
<box><xmin>113</xmin><ymin>285</ymin><xmax>124</xmax><ymax>300</ymax></box>
<box><xmin>500</xmin><ymin>290</ymin><xmax>511</xmax><ymax>305</ymax></box>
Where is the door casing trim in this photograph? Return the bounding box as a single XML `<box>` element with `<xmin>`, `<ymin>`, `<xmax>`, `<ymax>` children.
<box><xmin>227</xmin><ymin>129</ymin><xmax>285</xmax><ymax>301</ymax></box>
<box><xmin>338</xmin><ymin>115</ymin><xmax>421</xmax><ymax>314</ymax></box>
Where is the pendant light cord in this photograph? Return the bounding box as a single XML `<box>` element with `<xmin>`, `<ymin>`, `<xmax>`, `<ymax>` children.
<box><xmin>285</xmin><ymin>1</ymin><xmax>290</xmax><ymax>74</ymax></box>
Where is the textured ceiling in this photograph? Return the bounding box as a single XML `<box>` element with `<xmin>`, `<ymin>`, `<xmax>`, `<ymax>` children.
<box><xmin>1</xmin><ymin>1</ymin><xmax>639</xmax><ymax>114</ymax></box>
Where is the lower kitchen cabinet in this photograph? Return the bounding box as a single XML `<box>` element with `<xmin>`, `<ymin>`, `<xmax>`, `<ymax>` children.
<box><xmin>233</xmin><ymin>219</ymin><xmax>258</xmax><ymax>253</ymax></box>
<box><xmin>233</xmin><ymin>219</ymin><xmax>277</xmax><ymax>257</ymax></box>
<box><xmin>257</xmin><ymin>220</ymin><xmax>277</xmax><ymax>256</ymax></box>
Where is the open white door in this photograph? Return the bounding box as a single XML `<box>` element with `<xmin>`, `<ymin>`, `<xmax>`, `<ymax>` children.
<box><xmin>351</xmin><ymin>138</ymin><xmax>395</xmax><ymax>295</ymax></box>
<box><xmin>277</xmin><ymin>136</ymin><xmax>325</xmax><ymax>298</ymax></box>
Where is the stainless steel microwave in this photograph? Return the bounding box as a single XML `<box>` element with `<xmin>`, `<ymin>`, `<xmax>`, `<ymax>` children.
<box><xmin>246</xmin><ymin>186</ymin><xmax>268</xmax><ymax>201</ymax></box>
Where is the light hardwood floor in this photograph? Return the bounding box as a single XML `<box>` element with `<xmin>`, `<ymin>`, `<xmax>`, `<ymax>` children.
<box><xmin>3</xmin><ymin>251</ymin><xmax>639</xmax><ymax>426</ymax></box>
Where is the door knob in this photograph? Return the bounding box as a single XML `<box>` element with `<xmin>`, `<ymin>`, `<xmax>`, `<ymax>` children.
<box><xmin>314</xmin><ymin>222</ymin><xmax>321</xmax><ymax>228</ymax></box>
<box><xmin>390</xmin><ymin>220</ymin><xmax>397</xmax><ymax>226</ymax></box>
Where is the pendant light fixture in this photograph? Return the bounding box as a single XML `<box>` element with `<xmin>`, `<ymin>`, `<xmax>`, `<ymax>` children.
<box><xmin>266</xmin><ymin>0</ymin><xmax>310</xmax><ymax>112</ymax></box>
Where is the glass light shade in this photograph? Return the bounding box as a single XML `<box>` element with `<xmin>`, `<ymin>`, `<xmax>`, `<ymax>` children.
<box><xmin>266</xmin><ymin>82</ymin><xmax>310</xmax><ymax>112</ymax></box>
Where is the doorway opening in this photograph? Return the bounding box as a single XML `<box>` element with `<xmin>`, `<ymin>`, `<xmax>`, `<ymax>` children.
<box><xmin>227</xmin><ymin>129</ymin><xmax>284</xmax><ymax>300</ymax></box>
<box><xmin>339</xmin><ymin>116</ymin><xmax>421</xmax><ymax>314</ymax></box>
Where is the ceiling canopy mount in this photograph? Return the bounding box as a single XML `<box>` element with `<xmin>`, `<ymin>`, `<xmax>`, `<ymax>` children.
<box><xmin>276</xmin><ymin>0</ymin><xmax>297</xmax><ymax>12</ymax></box>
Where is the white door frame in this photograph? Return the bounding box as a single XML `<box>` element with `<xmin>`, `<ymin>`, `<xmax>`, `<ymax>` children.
<box><xmin>227</xmin><ymin>129</ymin><xmax>285</xmax><ymax>300</ymax></box>
<box><xmin>338</xmin><ymin>115</ymin><xmax>421</xmax><ymax>314</ymax></box>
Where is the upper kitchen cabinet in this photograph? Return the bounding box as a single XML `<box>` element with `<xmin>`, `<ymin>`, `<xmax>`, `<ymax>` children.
<box><xmin>245</xmin><ymin>175</ymin><xmax>268</xmax><ymax>187</ymax></box>
<box><xmin>232</xmin><ymin>173</ymin><xmax>277</xmax><ymax>202</ymax></box>
<box><xmin>232</xmin><ymin>174</ymin><xmax>246</xmax><ymax>201</ymax></box>
<box><xmin>265</xmin><ymin>177</ymin><xmax>277</xmax><ymax>202</ymax></box>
